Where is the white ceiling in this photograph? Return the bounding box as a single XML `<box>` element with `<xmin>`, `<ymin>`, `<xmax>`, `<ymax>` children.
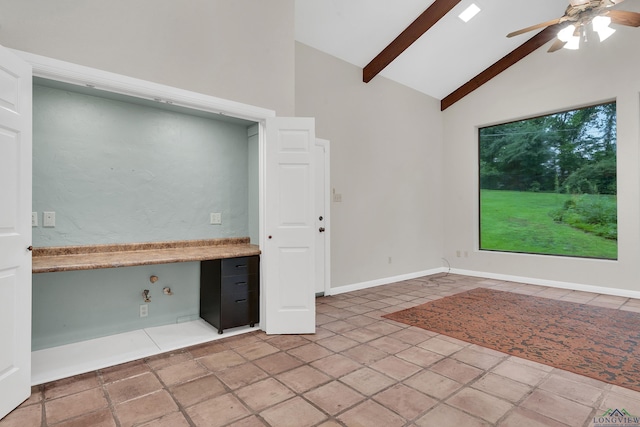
<box><xmin>294</xmin><ymin>0</ymin><xmax>584</xmax><ymax>100</ymax></box>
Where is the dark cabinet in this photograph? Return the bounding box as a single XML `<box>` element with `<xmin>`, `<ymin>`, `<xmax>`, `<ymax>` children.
<box><xmin>200</xmin><ymin>256</ymin><xmax>259</xmax><ymax>334</ymax></box>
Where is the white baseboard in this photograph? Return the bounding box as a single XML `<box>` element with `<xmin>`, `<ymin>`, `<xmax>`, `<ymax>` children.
<box><xmin>450</xmin><ymin>268</ymin><xmax>640</xmax><ymax>300</ymax></box>
<box><xmin>328</xmin><ymin>267</ymin><xmax>640</xmax><ymax>300</ymax></box>
<box><xmin>328</xmin><ymin>267</ymin><xmax>447</xmax><ymax>295</ymax></box>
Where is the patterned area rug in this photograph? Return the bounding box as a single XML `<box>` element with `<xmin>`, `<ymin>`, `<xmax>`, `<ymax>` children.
<box><xmin>383</xmin><ymin>287</ymin><xmax>640</xmax><ymax>392</ymax></box>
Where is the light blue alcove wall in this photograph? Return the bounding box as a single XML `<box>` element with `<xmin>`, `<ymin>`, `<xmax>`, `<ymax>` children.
<box><xmin>32</xmin><ymin>81</ymin><xmax>257</xmax><ymax>350</ymax></box>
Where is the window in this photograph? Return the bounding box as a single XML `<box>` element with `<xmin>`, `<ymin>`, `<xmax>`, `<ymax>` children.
<box><xmin>479</xmin><ymin>102</ymin><xmax>617</xmax><ymax>259</ymax></box>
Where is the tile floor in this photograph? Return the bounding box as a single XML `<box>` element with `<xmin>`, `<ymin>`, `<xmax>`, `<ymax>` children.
<box><xmin>4</xmin><ymin>273</ymin><xmax>640</xmax><ymax>427</ymax></box>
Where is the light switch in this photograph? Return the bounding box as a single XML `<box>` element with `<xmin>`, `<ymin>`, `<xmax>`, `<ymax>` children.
<box><xmin>210</xmin><ymin>212</ymin><xmax>222</xmax><ymax>225</ymax></box>
<box><xmin>43</xmin><ymin>211</ymin><xmax>56</xmax><ymax>227</ymax></box>
<box><xmin>32</xmin><ymin>212</ymin><xmax>38</xmax><ymax>227</ymax></box>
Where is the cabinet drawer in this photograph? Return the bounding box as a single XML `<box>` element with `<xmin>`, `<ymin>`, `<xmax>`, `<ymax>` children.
<box><xmin>219</xmin><ymin>291</ymin><xmax>258</xmax><ymax>329</ymax></box>
<box><xmin>221</xmin><ymin>256</ymin><xmax>259</xmax><ymax>277</ymax></box>
<box><xmin>221</xmin><ymin>274</ymin><xmax>257</xmax><ymax>296</ymax></box>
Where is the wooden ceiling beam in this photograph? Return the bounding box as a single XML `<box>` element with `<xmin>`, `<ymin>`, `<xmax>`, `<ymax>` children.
<box><xmin>440</xmin><ymin>24</ymin><xmax>561</xmax><ymax>111</ymax></box>
<box><xmin>363</xmin><ymin>0</ymin><xmax>462</xmax><ymax>83</ymax></box>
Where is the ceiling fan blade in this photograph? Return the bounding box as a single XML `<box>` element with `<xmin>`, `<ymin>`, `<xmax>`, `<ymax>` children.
<box><xmin>548</xmin><ymin>38</ymin><xmax>567</xmax><ymax>52</ymax></box>
<box><xmin>507</xmin><ymin>18</ymin><xmax>563</xmax><ymax>37</ymax></box>
<box><xmin>607</xmin><ymin>9</ymin><xmax>640</xmax><ymax>27</ymax></box>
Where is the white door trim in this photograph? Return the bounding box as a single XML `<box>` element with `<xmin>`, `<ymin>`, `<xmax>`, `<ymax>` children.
<box><xmin>315</xmin><ymin>139</ymin><xmax>331</xmax><ymax>296</ymax></box>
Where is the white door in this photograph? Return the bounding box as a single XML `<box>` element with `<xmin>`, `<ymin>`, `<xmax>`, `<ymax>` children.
<box><xmin>315</xmin><ymin>139</ymin><xmax>330</xmax><ymax>296</ymax></box>
<box><xmin>0</xmin><ymin>47</ymin><xmax>32</xmax><ymax>419</ymax></box>
<box><xmin>263</xmin><ymin>117</ymin><xmax>316</xmax><ymax>334</ymax></box>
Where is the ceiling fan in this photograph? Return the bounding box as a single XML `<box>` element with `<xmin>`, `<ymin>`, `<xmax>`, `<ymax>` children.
<box><xmin>507</xmin><ymin>0</ymin><xmax>640</xmax><ymax>52</ymax></box>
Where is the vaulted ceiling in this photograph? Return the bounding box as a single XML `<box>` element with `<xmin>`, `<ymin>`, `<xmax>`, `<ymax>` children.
<box><xmin>294</xmin><ymin>0</ymin><xmax>640</xmax><ymax>110</ymax></box>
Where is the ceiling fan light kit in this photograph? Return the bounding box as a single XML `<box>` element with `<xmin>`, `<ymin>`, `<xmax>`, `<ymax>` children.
<box><xmin>506</xmin><ymin>0</ymin><xmax>640</xmax><ymax>52</ymax></box>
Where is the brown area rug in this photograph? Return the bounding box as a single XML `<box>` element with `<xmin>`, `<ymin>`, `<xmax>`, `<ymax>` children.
<box><xmin>383</xmin><ymin>287</ymin><xmax>640</xmax><ymax>392</ymax></box>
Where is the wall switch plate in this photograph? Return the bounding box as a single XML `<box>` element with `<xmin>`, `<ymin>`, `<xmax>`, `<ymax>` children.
<box><xmin>139</xmin><ymin>304</ymin><xmax>148</xmax><ymax>318</ymax></box>
<box><xmin>43</xmin><ymin>211</ymin><xmax>56</xmax><ymax>227</ymax></box>
<box><xmin>32</xmin><ymin>212</ymin><xmax>38</xmax><ymax>227</ymax></box>
<box><xmin>210</xmin><ymin>212</ymin><xmax>222</xmax><ymax>225</ymax></box>
<box><xmin>333</xmin><ymin>193</ymin><xmax>342</xmax><ymax>203</ymax></box>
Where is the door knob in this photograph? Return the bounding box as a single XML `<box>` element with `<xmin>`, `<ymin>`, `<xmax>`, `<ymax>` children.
<box><xmin>319</xmin><ymin>227</ymin><xmax>325</xmax><ymax>233</ymax></box>
<box><xmin>27</xmin><ymin>246</ymin><xmax>33</xmax><ymax>251</ymax></box>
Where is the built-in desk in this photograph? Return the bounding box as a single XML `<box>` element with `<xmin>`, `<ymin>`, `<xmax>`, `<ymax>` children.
<box><xmin>32</xmin><ymin>237</ymin><xmax>260</xmax><ymax>273</ymax></box>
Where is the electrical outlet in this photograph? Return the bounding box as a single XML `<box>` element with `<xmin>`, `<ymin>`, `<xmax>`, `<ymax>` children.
<box><xmin>32</xmin><ymin>212</ymin><xmax>38</xmax><ymax>227</ymax></box>
<box><xmin>139</xmin><ymin>304</ymin><xmax>148</xmax><ymax>318</ymax></box>
<box><xmin>210</xmin><ymin>212</ymin><xmax>222</xmax><ymax>225</ymax></box>
<box><xmin>333</xmin><ymin>193</ymin><xmax>342</xmax><ymax>202</ymax></box>
<box><xmin>43</xmin><ymin>211</ymin><xmax>56</xmax><ymax>227</ymax></box>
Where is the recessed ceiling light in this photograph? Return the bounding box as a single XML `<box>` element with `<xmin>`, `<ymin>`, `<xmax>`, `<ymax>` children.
<box><xmin>459</xmin><ymin>3</ymin><xmax>481</xmax><ymax>23</ymax></box>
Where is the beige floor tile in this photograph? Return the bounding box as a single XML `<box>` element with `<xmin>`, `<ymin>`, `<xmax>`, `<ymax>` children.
<box><xmin>416</xmin><ymin>404</ymin><xmax>490</xmax><ymax>427</ymax></box>
<box><xmin>368</xmin><ymin>336</ymin><xmax>411</xmax><ymax>354</ymax></box>
<box><xmin>0</xmin><ymin>403</ymin><xmax>42</xmax><ymax>427</ymax></box>
<box><xmin>260</xmin><ymin>397</ymin><xmax>327</xmax><ymax>427</ymax></box>
<box><xmin>315</xmin><ymin>335</ymin><xmax>359</xmax><ymax>352</ymax></box>
<box><xmin>446</xmin><ymin>387</ymin><xmax>514</xmax><ymax>423</ymax></box>
<box><xmin>395</xmin><ymin>346</ymin><xmax>444</xmax><ymax>368</ymax></box>
<box><xmin>226</xmin><ymin>415</ymin><xmax>268</xmax><ymax>426</ymax></box>
<box><xmin>234</xmin><ymin>341</ymin><xmax>280</xmax><ymax>361</ymax></box>
<box><xmin>472</xmin><ymin>373</ymin><xmax>532</xmax><ymax>403</ymax></box>
<box><xmin>364</xmin><ymin>321</ymin><xmax>404</xmax><ymax>335</ymax></box>
<box><xmin>521</xmin><ymin>389</ymin><xmax>592</xmax><ymax>426</ymax></box>
<box><xmin>215</xmin><ymin>362</ymin><xmax>268</xmax><ymax>390</ymax></box>
<box><xmin>155</xmin><ymin>359</ymin><xmax>208</xmax><ymax>386</ymax></box>
<box><xmin>342</xmin><ymin>343</ymin><xmax>388</xmax><ymax>365</ymax></box>
<box><xmin>287</xmin><ymin>343</ymin><xmax>333</xmax><ymax>363</ymax></box>
<box><xmin>337</xmin><ymin>399</ymin><xmax>405</xmax><ymax>427</ymax></box>
<box><xmin>137</xmin><ymin>411</ymin><xmax>190</xmax><ymax>427</ymax></box>
<box><xmin>370</xmin><ymin>355</ymin><xmax>421</xmax><ymax>380</ymax></box>
<box><xmin>303</xmin><ymin>380</ymin><xmax>365</xmax><ymax>415</ymax></box>
<box><xmin>373</xmin><ymin>384</ymin><xmax>437</xmax><ymax>420</ymax></box>
<box><xmin>100</xmin><ymin>360</ymin><xmax>150</xmax><ymax>384</ymax></box>
<box><xmin>114</xmin><ymin>390</ymin><xmax>178</xmax><ymax>427</ymax></box>
<box><xmin>417</xmin><ymin>336</ymin><xmax>465</xmax><ymax>356</ymax></box>
<box><xmin>186</xmin><ymin>393</ymin><xmax>252</xmax><ymax>427</ymax></box>
<box><xmin>187</xmin><ymin>340</ymin><xmax>229</xmax><ymax>358</ymax></box>
<box><xmin>452</xmin><ymin>347</ymin><xmax>505</xmax><ymax>370</ymax></box>
<box><xmin>340</xmin><ymin>367</ymin><xmax>396</xmax><ymax>396</ymax></box>
<box><xmin>431</xmin><ymin>358</ymin><xmax>483</xmax><ymax>384</ymax></box>
<box><xmin>498</xmin><ymin>407</ymin><xmax>570</xmax><ymax>427</ymax></box>
<box><xmin>145</xmin><ymin>351</ymin><xmax>192</xmax><ymax>370</ymax></box>
<box><xmin>198</xmin><ymin>349</ymin><xmax>246</xmax><ymax>371</ymax></box>
<box><xmin>404</xmin><ymin>371</ymin><xmax>463</xmax><ymax>400</ymax></box>
<box><xmin>322</xmin><ymin>320</ymin><xmax>359</xmax><ymax>334</ymax></box>
<box><xmin>170</xmin><ymin>374</ymin><xmax>227</xmax><ymax>407</ymax></box>
<box><xmin>235</xmin><ymin>378</ymin><xmax>295</xmax><ymax>411</ymax></box>
<box><xmin>275</xmin><ymin>365</ymin><xmax>331</xmax><ymax>393</ymax></box>
<box><xmin>599</xmin><ymin>389</ymin><xmax>640</xmax><ymax>412</ymax></box>
<box><xmin>262</xmin><ymin>334</ymin><xmax>309</xmax><ymax>350</ymax></box>
<box><xmin>538</xmin><ymin>374</ymin><xmax>604</xmax><ymax>406</ymax></box>
<box><xmin>388</xmin><ymin>327</ymin><xmax>432</xmax><ymax>345</ymax></box>
<box><xmin>44</xmin><ymin>372</ymin><xmax>100</xmax><ymax>400</ymax></box>
<box><xmin>53</xmin><ymin>409</ymin><xmax>117</xmax><ymax>427</ymax></box>
<box><xmin>105</xmin><ymin>371</ymin><xmax>163</xmax><ymax>403</ymax></box>
<box><xmin>311</xmin><ymin>353</ymin><xmax>362</xmax><ymax>378</ymax></box>
<box><xmin>45</xmin><ymin>387</ymin><xmax>108</xmax><ymax>424</ymax></box>
<box><xmin>254</xmin><ymin>352</ymin><xmax>304</xmax><ymax>375</ymax></box>
<box><xmin>492</xmin><ymin>360</ymin><xmax>550</xmax><ymax>386</ymax></box>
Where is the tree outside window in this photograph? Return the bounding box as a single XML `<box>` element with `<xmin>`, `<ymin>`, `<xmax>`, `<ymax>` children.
<box><xmin>479</xmin><ymin>102</ymin><xmax>617</xmax><ymax>259</ymax></box>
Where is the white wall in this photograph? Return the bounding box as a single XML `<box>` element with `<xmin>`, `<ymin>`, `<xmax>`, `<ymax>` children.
<box><xmin>442</xmin><ymin>28</ymin><xmax>640</xmax><ymax>292</ymax></box>
<box><xmin>0</xmin><ymin>0</ymin><xmax>295</xmax><ymax>116</ymax></box>
<box><xmin>295</xmin><ymin>43</ymin><xmax>444</xmax><ymax>289</ymax></box>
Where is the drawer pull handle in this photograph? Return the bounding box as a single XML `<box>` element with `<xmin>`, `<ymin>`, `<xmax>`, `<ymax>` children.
<box><xmin>235</xmin><ymin>282</ymin><xmax>247</xmax><ymax>286</ymax></box>
<box><xmin>235</xmin><ymin>299</ymin><xmax>247</xmax><ymax>303</ymax></box>
<box><xmin>235</xmin><ymin>265</ymin><xmax>247</xmax><ymax>268</ymax></box>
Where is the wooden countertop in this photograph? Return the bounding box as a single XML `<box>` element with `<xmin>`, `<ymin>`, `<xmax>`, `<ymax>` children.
<box><xmin>32</xmin><ymin>238</ymin><xmax>260</xmax><ymax>273</ymax></box>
